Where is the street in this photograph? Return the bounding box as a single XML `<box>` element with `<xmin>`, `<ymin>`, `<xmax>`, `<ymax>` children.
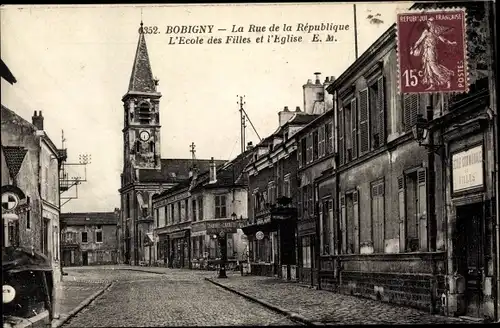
<box><xmin>58</xmin><ymin>266</ymin><xmax>296</xmax><ymax>327</ymax></box>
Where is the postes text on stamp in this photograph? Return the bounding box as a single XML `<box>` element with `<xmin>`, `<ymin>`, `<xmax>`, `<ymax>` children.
<box><xmin>397</xmin><ymin>8</ymin><xmax>468</xmax><ymax>94</ymax></box>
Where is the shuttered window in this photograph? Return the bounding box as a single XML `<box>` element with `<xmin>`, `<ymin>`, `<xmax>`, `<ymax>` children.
<box><xmin>318</xmin><ymin>125</ymin><xmax>326</xmax><ymax>158</ymax></box>
<box><xmin>371</xmin><ymin>181</ymin><xmax>385</xmax><ymax>253</ymax></box>
<box><xmin>343</xmin><ymin>191</ymin><xmax>359</xmax><ymax>254</ymax></box>
<box><xmin>359</xmin><ymin>88</ymin><xmax>370</xmax><ymax>154</ymax></box>
<box><xmin>326</xmin><ymin>121</ymin><xmax>333</xmax><ymax>154</ymax></box>
<box><xmin>403</xmin><ymin>94</ymin><xmax>420</xmax><ymax>132</ymax></box>
<box><xmin>339</xmin><ymin>107</ymin><xmax>345</xmax><ymax>165</ymax></box>
<box><xmin>351</xmin><ymin>98</ymin><xmax>358</xmax><ymax>160</ymax></box>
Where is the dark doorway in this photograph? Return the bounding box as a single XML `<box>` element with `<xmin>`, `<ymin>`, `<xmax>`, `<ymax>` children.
<box><xmin>62</xmin><ymin>250</ymin><xmax>71</xmax><ymax>266</ymax></box>
<box><xmin>82</xmin><ymin>251</ymin><xmax>89</xmax><ymax>266</ymax></box>
<box><xmin>456</xmin><ymin>202</ymin><xmax>485</xmax><ymax>318</ymax></box>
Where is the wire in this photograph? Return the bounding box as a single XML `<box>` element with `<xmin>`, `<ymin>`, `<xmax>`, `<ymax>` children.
<box><xmin>241</xmin><ymin>106</ymin><xmax>262</xmax><ymax>141</ymax></box>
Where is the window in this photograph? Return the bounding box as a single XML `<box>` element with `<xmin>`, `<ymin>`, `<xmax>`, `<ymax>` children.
<box><xmin>267</xmin><ymin>181</ymin><xmax>276</xmax><ymax>205</ymax></box>
<box><xmin>341</xmin><ymin>191</ymin><xmax>359</xmax><ymax>254</ymax></box>
<box><xmin>325</xmin><ymin>121</ymin><xmax>333</xmax><ymax>154</ymax></box>
<box><xmin>313</xmin><ymin>130</ymin><xmax>319</xmax><ymax>160</ymax></box>
<box><xmin>301</xmin><ymin>236</ymin><xmax>312</xmax><ymax>268</ymax></box>
<box><xmin>127</xmin><ymin>193</ymin><xmax>131</xmax><ymax>219</ymax></box>
<box><xmin>254</xmin><ymin>235</ymin><xmax>271</xmax><ymax>262</ymax></box>
<box><xmin>320</xmin><ymin>198</ymin><xmax>334</xmax><ymax>255</ymax></box>
<box><xmin>198</xmin><ymin>196</ymin><xmax>203</xmax><ymax>220</ymax></box>
<box><xmin>26</xmin><ymin>197</ymin><xmax>31</xmax><ymax>229</ymax></box>
<box><xmin>318</xmin><ymin>125</ymin><xmax>326</xmax><ymax>158</ymax></box>
<box><xmin>359</xmin><ymin>88</ymin><xmax>370</xmax><ymax>154</ymax></box>
<box><xmin>82</xmin><ymin>231</ymin><xmax>88</xmax><ymax>243</ymax></box>
<box><xmin>398</xmin><ymin>168</ymin><xmax>428</xmax><ymax>252</ymax></box>
<box><xmin>369</xmin><ymin>77</ymin><xmax>386</xmax><ymax>148</ymax></box>
<box><xmin>159</xmin><ymin>206</ymin><xmax>165</xmax><ymax>227</ymax></box>
<box><xmin>306</xmin><ymin>133</ymin><xmax>313</xmax><ymax>164</ymax></box>
<box><xmin>342</xmin><ymin>98</ymin><xmax>357</xmax><ymax>162</ymax></box>
<box><xmin>301</xmin><ymin>186</ymin><xmax>308</xmax><ymax>218</ymax></box>
<box><xmin>180</xmin><ymin>201</ymin><xmax>186</xmax><ymax>221</ymax></box>
<box><xmin>339</xmin><ymin>105</ymin><xmax>345</xmax><ymax>165</ymax></box>
<box><xmin>138</xmin><ymin>102</ymin><xmax>151</xmax><ymax>124</ymax></box>
<box><xmin>371</xmin><ymin>181</ymin><xmax>385</xmax><ymax>253</ymax></box>
<box><xmin>192</xmin><ymin>199</ymin><xmax>197</xmax><ymax>222</ymax></box>
<box><xmin>215</xmin><ymin>195</ymin><xmax>227</xmax><ymax>218</ymax></box>
<box><xmin>43</xmin><ymin>218</ymin><xmax>50</xmax><ymax>255</ymax></box>
<box><xmin>283</xmin><ymin>175</ymin><xmax>291</xmax><ymax>198</ymax></box>
<box><xmin>308</xmin><ymin>185</ymin><xmax>314</xmax><ymax>217</ymax></box>
<box><xmin>156</xmin><ymin>208</ymin><xmax>159</xmax><ymax>227</ymax></box>
<box><xmin>177</xmin><ymin>202</ymin><xmax>181</xmax><ymax>222</ymax></box>
<box><xmin>298</xmin><ymin>138</ymin><xmax>307</xmax><ymax>167</ymax></box>
<box><xmin>96</xmin><ymin>230</ymin><xmax>103</xmax><ymax>243</ymax></box>
<box><xmin>403</xmin><ymin>94</ymin><xmax>420</xmax><ymax>132</ymax></box>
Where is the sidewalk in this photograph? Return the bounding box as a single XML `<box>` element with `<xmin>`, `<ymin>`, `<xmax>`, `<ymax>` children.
<box><xmin>52</xmin><ymin>279</ymin><xmax>111</xmax><ymax>328</ymax></box>
<box><xmin>206</xmin><ymin>275</ymin><xmax>474</xmax><ymax>325</ymax></box>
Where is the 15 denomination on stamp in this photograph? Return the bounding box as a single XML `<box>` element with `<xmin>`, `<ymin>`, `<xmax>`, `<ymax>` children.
<box><xmin>397</xmin><ymin>8</ymin><xmax>468</xmax><ymax>94</ymax></box>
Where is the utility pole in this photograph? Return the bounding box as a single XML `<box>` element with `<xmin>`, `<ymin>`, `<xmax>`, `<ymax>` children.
<box><xmin>237</xmin><ymin>95</ymin><xmax>247</xmax><ymax>154</ymax></box>
<box><xmin>353</xmin><ymin>4</ymin><xmax>359</xmax><ymax>59</ymax></box>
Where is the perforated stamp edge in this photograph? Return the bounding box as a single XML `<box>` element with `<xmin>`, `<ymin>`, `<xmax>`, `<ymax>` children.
<box><xmin>395</xmin><ymin>6</ymin><xmax>470</xmax><ymax>95</ymax></box>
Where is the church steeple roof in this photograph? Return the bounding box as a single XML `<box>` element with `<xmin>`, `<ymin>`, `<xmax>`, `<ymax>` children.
<box><xmin>128</xmin><ymin>22</ymin><xmax>156</xmax><ymax>93</ymax></box>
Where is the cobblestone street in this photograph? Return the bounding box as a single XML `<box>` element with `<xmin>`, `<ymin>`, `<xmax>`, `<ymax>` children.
<box><xmin>208</xmin><ymin>275</ymin><xmax>476</xmax><ymax>325</ymax></box>
<box><xmin>57</xmin><ymin>266</ymin><xmax>296</xmax><ymax>327</ymax></box>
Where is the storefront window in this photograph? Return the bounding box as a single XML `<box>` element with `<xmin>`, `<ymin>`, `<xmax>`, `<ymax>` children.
<box><xmin>255</xmin><ymin>236</ymin><xmax>271</xmax><ymax>262</ymax></box>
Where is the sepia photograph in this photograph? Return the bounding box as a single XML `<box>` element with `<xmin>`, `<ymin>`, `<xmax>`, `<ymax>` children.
<box><xmin>1</xmin><ymin>1</ymin><xmax>498</xmax><ymax>326</ymax></box>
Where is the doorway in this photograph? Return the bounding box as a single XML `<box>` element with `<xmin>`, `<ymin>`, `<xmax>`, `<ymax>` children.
<box><xmin>63</xmin><ymin>250</ymin><xmax>71</xmax><ymax>266</ymax></box>
<box><xmin>456</xmin><ymin>202</ymin><xmax>485</xmax><ymax>318</ymax></box>
<box><xmin>82</xmin><ymin>251</ymin><xmax>89</xmax><ymax>266</ymax></box>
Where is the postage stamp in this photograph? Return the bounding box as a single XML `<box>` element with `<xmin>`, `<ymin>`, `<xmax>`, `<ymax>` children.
<box><xmin>396</xmin><ymin>8</ymin><xmax>468</xmax><ymax>94</ymax></box>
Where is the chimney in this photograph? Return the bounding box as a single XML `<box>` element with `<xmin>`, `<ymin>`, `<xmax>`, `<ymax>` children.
<box><xmin>209</xmin><ymin>157</ymin><xmax>217</xmax><ymax>183</ymax></box>
<box><xmin>295</xmin><ymin>106</ymin><xmax>301</xmax><ymax>112</ymax></box>
<box><xmin>246</xmin><ymin>142</ymin><xmax>254</xmax><ymax>151</ymax></box>
<box><xmin>314</xmin><ymin>72</ymin><xmax>321</xmax><ymax>84</ymax></box>
<box><xmin>278</xmin><ymin>106</ymin><xmax>295</xmax><ymax>127</ymax></box>
<box><xmin>32</xmin><ymin>110</ymin><xmax>44</xmax><ymax>130</ymax></box>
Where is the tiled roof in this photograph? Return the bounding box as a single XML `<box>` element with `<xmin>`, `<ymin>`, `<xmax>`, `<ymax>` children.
<box><xmin>1</xmin><ymin>59</ymin><xmax>17</xmax><ymax>84</ymax></box>
<box><xmin>128</xmin><ymin>31</ymin><xmax>156</xmax><ymax>93</ymax></box>
<box><xmin>287</xmin><ymin>113</ymin><xmax>320</xmax><ymax>126</ymax></box>
<box><xmin>61</xmin><ymin>212</ymin><xmax>118</xmax><ymax>226</ymax></box>
<box><xmin>1</xmin><ymin>146</ymin><xmax>27</xmax><ymax>178</ymax></box>
<box><xmin>138</xmin><ymin>158</ymin><xmax>226</xmax><ymax>183</ymax></box>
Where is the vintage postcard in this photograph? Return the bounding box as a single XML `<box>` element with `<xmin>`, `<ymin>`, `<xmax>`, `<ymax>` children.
<box><xmin>1</xmin><ymin>2</ymin><xmax>499</xmax><ymax>327</ymax></box>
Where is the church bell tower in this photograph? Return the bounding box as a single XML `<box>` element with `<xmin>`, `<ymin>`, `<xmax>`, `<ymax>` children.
<box><xmin>122</xmin><ymin>22</ymin><xmax>162</xmax><ymax>181</ymax></box>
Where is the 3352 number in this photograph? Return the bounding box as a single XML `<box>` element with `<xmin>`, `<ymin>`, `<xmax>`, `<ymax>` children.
<box><xmin>138</xmin><ymin>26</ymin><xmax>159</xmax><ymax>34</ymax></box>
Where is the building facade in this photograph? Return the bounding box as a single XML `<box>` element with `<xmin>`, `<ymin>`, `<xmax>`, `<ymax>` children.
<box><xmin>152</xmin><ymin>153</ymin><xmax>250</xmax><ymax>270</ymax></box>
<box><xmin>1</xmin><ymin>105</ymin><xmax>65</xmax><ymax>285</ymax></box>
<box><xmin>118</xmin><ymin>24</ymin><xmax>220</xmax><ymax>266</ymax></box>
<box><xmin>312</xmin><ymin>1</ymin><xmax>498</xmax><ymax>321</ymax></box>
<box><xmin>60</xmin><ymin>210</ymin><xmax>119</xmax><ymax>266</ymax></box>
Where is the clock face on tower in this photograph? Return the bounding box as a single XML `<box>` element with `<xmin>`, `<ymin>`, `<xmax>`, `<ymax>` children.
<box><xmin>139</xmin><ymin>130</ymin><xmax>150</xmax><ymax>142</ymax></box>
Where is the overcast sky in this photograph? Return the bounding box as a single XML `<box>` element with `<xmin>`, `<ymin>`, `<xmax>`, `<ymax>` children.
<box><xmin>1</xmin><ymin>2</ymin><xmax>412</xmax><ymax>213</ymax></box>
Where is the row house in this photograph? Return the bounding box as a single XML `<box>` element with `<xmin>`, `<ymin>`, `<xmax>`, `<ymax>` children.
<box><xmin>295</xmin><ymin>74</ymin><xmax>336</xmax><ymax>286</ymax></box>
<box><xmin>152</xmin><ymin>152</ymin><xmax>251</xmax><ymax>270</ymax></box>
<box><xmin>1</xmin><ymin>105</ymin><xmax>66</xmax><ymax>285</ymax></box>
<box><xmin>60</xmin><ymin>210</ymin><xmax>119</xmax><ymax>266</ymax></box>
<box><xmin>242</xmin><ymin>105</ymin><xmax>318</xmax><ymax>278</ymax></box>
<box><xmin>300</xmin><ymin>1</ymin><xmax>497</xmax><ymax>322</ymax></box>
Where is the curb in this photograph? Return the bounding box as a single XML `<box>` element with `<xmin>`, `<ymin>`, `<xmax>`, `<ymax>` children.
<box><xmin>51</xmin><ymin>282</ymin><xmax>113</xmax><ymax>328</ymax></box>
<box><xmin>117</xmin><ymin>268</ymin><xmax>167</xmax><ymax>275</ymax></box>
<box><xmin>205</xmin><ymin>278</ymin><xmax>316</xmax><ymax>326</ymax></box>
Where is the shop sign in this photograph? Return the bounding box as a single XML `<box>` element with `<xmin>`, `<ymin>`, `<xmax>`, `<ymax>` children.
<box><xmin>205</xmin><ymin>220</ymin><xmax>244</xmax><ymax>235</ymax></box>
<box><xmin>256</xmin><ymin>216</ymin><xmax>271</xmax><ymax>226</ymax></box>
<box><xmin>169</xmin><ymin>231</ymin><xmax>187</xmax><ymax>239</ymax></box>
<box><xmin>255</xmin><ymin>231</ymin><xmax>264</xmax><ymax>240</ymax></box>
<box><xmin>452</xmin><ymin>145</ymin><xmax>483</xmax><ymax>193</ymax></box>
<box><xmin>298</xmin><ymin>220</ymin><xmax>316</xmax><ymax>233</ymax></box>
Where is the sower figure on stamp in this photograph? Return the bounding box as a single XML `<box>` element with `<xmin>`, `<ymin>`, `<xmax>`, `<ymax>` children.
<box><xmin>410</xmin><ymin>17</ymin><xmax>457</xmax><ymax>90</ymax></box>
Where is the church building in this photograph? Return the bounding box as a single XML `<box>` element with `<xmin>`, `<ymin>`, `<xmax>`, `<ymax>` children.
<box><xmin>118</xmin><ymin>23</ymin><xmax>219</xmax><ymax>265</ymax></box>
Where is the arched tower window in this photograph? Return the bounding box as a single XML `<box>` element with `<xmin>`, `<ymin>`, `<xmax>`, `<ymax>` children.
<box><xmin>149</xmin><ymin>140</ymin><xmax>155</xmax><ymax>153</ymax></box>
<box><xmin>137</xmin><ymin>102</ymin><xmax>151</xmax><ymax>124</ymax></box>
<box><xmin>135</xmin><ymin>140</ymin><xmax>140</xmax><ymax>153</ymax></box>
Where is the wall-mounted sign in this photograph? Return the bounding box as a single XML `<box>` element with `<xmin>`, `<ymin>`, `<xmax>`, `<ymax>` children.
<box><xmin>452</xmin><ymin>145</ymin><xmax>484</xmax><ymax>193</ymax></box>
<box><xmin>255</xmin><ymin>231</ymin><xmax>264</xmax><ymax>240</ymax></box>
<box><xmin>3</xmin><ymin>285</ymin><xmax>16</xmax><ymax>303</ymax></box>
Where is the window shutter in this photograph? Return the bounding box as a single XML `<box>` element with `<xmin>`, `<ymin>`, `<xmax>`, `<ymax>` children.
<box><xmin>340</xmin><ymin>195</ymin><xmax>346</xmax><ymax>254</ymax></box>
<box><xmin>404</xmin><ymin>94</ymin><xmax>420</xmax><ymax>131</ymax></box>
<box><xmin>327</xmin><ymin>121</ymin><xmax>333</xmax><ymax>154</ymax></box>
<box><xmin>351</xmin><ymin>98</ymin><xmax>358</xmax><ymax>159</ymax></box>
<box><xmin>298</xmin><ymin>138</ymin><xmax>303</xmax><ymax>168</ymax></box>
<box><xmin>417</xmin><ymin>168</ymin><xmax>428</xmax><ymax>251</ymax></box>
<box><xmin>359</xmin><ymin>88</ymin><xmax>369</xmax><ymax>154</ymax></box>
<box><xmin>319</xmin><ymin>125</ymin><xmax>325</xmax><ymax>157</ymax></box>
<box><xmin>339</xmin><ymin>107</ymin><xmax>345</xmax><ymax>165</ymax></box>
<box><xmin>377</xmin><ymin>77</ymin><xmax>386</xmax><ymax>145</ymax></box>
<box><xmin>307</xmin><ymin>133</ymin><xmax>313</xmax><ymax>164</ymax></box>
<box><xmin>353</xmin><ymin>190</ymin><xmax>359</xmax><ymax>253</ymax></box>
<box><xmin>376</xmin><ymin>183</ymin><xmax>385</xmax><ymax>253</ymax></box>
<box><xmin>398</xmin><ymin>176</ymin><xmax>406</xmax><ymax>252</ymax></box>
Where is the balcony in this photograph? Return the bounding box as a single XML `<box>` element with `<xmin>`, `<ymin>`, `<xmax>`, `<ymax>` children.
<box><xmin>244</xmin><ymin>196</ymin><xmax>297</xmax><ymax>233</ymax></box>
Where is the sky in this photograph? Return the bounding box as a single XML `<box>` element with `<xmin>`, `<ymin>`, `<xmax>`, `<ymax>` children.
<box><xmin>1</xmin><ymin>2</ymin><xmax>412</xmax><ymax>213</ymax></box>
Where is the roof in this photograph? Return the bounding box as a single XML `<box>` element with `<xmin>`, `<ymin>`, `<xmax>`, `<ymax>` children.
<box><xmin>1</xmin><ymin>146</ymin><xmax>28</xmax><ymax>178</ymax></box>
<box><xmin>128</xmin><ymin>27</ymin><xmax>156</xmax><ymax>93</ymax></box>
<box><xmin>1</xmin><ymin>59</ymin><xmax>17</xmax><ymax>85</ymax></box>
<box><xmin>192</xmin><ymin>149</ymin><xmax>254</xmax><ymax>191</ymax></box>
<box><xmin>60</xmin><ymin>212</ymin><xmax>118</xmax><ymax>226</ymax></box>
<box><xmin>138</xmin><ymin>158</ymin><xmax>225</xmax><ymax>183</ymax></box>
<box><xmin>1</xmin><ymin>105</ymin><xmax>37</xmax><ymax>133</ymax></box>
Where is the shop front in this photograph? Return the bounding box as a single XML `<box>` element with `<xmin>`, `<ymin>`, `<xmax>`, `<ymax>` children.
<box><xmin>242</xmin><ymin>207</ymin><xmax>296</xmax><ymax>278</ymax></box>
<box><xmin>297</xmin><ymin>218</ymin><xmax>317</xmax><ymax>286</ymax></box>
<box><xmin>167</xmin><ymin>229</ymin><xmax>190</xmax><ymax>269</ymax></box>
